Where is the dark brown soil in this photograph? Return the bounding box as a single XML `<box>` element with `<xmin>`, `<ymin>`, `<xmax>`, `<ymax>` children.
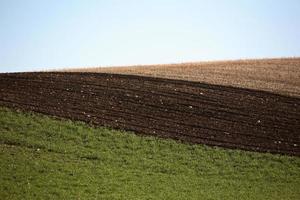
<box><xmin>0</xmin><ymin>72</ymin><xmax>299</xmax><ymax>156</ymax></box>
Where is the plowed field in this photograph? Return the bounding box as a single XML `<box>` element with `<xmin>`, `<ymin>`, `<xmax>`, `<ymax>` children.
<box><xmin>0</xmin><ymin>72</ymin><xmax>299</xmax><ymax>156</ymax></box>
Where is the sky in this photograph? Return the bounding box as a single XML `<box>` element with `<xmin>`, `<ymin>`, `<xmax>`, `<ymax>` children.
<box><xmin>0</xmin><ymin>0</ymin><xmax>300</xmax><ymax>72</ymax></box>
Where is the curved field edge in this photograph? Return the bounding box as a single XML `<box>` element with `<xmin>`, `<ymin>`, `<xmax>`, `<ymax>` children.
<box><xmin>64</xmin><ymin>58</ymin><xmax>300</xmax><ymax>98</ymax></box>
<box><xmin>0</xmin><ymin>107</ymin><xmax>299</xmax><ymax>200</ymax></box>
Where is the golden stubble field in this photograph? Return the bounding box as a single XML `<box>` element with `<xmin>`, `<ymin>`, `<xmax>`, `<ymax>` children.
<box><xmin>65</xmin><ymin>58</ymin><xmax>300</xmax><ymax>97</ymax></box>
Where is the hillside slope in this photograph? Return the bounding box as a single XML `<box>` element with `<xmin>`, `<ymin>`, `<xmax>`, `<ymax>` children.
<box><xmin>1</xmin><ymin>108</ymin><xmax>299</xmax><ymax>199</ymax></box>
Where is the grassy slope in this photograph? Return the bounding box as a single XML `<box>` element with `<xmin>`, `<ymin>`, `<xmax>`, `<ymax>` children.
<box><xmin>0</xmin><ymin>107</ymin><xmax>299</xmax><ymax>199</ymax></box>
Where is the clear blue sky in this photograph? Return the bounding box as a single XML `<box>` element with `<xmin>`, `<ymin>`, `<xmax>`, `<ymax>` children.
<box><xmin>0</xmin><ymin>0</ymin><xmax>300</xmax><ymax>72</ymax></box>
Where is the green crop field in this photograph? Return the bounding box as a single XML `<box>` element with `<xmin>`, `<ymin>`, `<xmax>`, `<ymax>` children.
<box><xmin>0</xmin><ymin>107</ymin><xmax>299</xmax><ymax>199</ymax></box>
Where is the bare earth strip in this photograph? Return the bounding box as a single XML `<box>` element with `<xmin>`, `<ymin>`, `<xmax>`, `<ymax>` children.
<box><xmin>0</xmin><ymin>72</ymin><xmax>299</xmax><ymax>156</ymax></box>
<box><xmin>65</xmin><ymin>58</ymin><xmax>300</xmax><ymax>97</ymax></box>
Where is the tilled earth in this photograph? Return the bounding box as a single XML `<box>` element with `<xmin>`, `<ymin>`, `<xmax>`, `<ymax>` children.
<box><xmin>0</xmin><ymin>72</ymin><xmax>299</xmax><ymax>156</ymax></box>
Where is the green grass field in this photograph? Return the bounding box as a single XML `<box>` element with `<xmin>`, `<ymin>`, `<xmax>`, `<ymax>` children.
<box><xmin>0</xmin><ymin>107</ymin><xmax>299</xmax><ymax>199</ymax></box>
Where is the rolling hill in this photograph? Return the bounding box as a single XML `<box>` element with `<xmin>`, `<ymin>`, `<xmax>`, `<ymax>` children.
<box><xmin>1</xmin><ymin>57</ymin><xmax>299</xmax><ymax>199</ymax></box>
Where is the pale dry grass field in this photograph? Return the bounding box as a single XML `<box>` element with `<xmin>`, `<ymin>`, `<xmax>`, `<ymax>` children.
<box><xmin>64</xmin><ymin>58</ymin><xmax>300</xmax><ymax>97</ymax></box>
